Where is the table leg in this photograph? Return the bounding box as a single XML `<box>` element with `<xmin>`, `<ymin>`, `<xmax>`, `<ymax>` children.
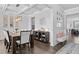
<box><xmin>30</xmin><ymin>35</ymin><xmax>34</xmax><ymax>48</ymax></box>
<box><xmin>12</xmin><ymin>37</ymin><xmax>16</xmax><ymax>54</ymax></box>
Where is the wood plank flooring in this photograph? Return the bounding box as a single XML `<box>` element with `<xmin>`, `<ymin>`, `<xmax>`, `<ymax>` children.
<box><xmin>0</xmin><ymin>40</ymin><xmax>66</xmax><ymax>54</ymax></box>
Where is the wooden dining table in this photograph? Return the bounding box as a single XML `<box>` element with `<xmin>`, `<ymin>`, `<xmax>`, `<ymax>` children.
<box><xmin>10</xmin><ymin>32</ymin><xmax>34</xmax><ymax>54</ymax></box>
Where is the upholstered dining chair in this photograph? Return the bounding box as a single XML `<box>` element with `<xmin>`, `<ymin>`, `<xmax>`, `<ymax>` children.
<box><xmin>3</xmin><ymin>30</ymin><xmax>12</xmax><ymax>52</ymax></box>
<box><xmin>16</xmin><ymin>31</ymin><xmax>31</xmax><ymax>53</ymax></box>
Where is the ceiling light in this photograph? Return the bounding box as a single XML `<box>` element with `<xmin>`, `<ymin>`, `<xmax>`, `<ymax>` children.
<box><xmin>16</xmin><ymin>4</ymin><xmax>20</xmax><ymax>7</ymax></box>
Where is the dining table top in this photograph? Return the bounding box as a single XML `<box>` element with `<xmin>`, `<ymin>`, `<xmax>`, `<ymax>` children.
<box><xmin>10</xmin><ymin>32</ymin><xmax>20</xmax><ymax>37</ymax></box>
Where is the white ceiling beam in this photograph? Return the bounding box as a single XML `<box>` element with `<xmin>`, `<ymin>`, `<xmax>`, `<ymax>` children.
<box><xmin>1</xmin><ymin>4</ymin><xmax>8</xmax><ymax>15</ymax></box>
<box><xmin>6</xmin><ymin>7</ymin><xmax>18</xmax><ymax>12</ymax></box>
<box><xmin>64</xmin><ymin>7</ymin><xmax>79</xmax><ymax>15</ymax></box>
<box><xmin>35</xmin><ymin>5</ymin><xmax>47</xmax><ymax>11</ymax></box>
<box><xmin>24</xmin><ymin>7</ymin><xmax>49</xmax><ymax>16</ymax></box>
<box><xmin>22</xmin><ymin>5</ymin><xmax>51</xmax><ymax>16</ymax></box>
<box><xmin>17</xmin><ymin>4</ymin><xmax>37</xmax><ymax>15</ymax></box>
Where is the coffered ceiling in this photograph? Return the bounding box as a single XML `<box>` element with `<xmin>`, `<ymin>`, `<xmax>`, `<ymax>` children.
<box><xmin>59</xmin><ymin>4</ymin><xmax>79</xmax><ymax>10</ymax></box>
<box><xmin>0</xmin><ymin>4</ymin><xmax>79</xmax><ymax>15</ymax></box>
<box><xmin>0</xmin><ymin>4</ymin><xmax>34</xmax><ymax>15</ymax></box>
<box><xmin>0</xmin><ymin>4</ymin><xmax>50</xmax><ymax>15</ymax></box>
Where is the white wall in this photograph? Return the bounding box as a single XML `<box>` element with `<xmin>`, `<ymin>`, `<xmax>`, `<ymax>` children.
<box><xmin>0</xmin><ymin>15</ymin><xmax>31</xmax><ymax>40</ymax></box>
<box><xmin>0</xmin><ymin>16</ymin><xmax>5</xmax><ymax>40</ymax></box>
<box><xmin>28</xmin><ymin>5</ymin><xmax>66</xmax><ymax>47</ymax></box>
<box><xmin>0</xmin><ymin>16</ymin><xmax>3</xmax><ymax>27</ymax></box>
<box><xmin>65</xmin><ymin>7</ymin><xmax>79</xmax><ymax>30</ymax></box>
<box><xmin>51</xmin><ymin>5</ymin><xmax>65</xmax><ymax>46</ymax></box>
<box><xmin>67</xmin><ymin>14</ymin><xmax>79</xmax><ymax>29</ymax></box>
<box><xmin>64</xmin><ymin>7</ymin><xmax>79</xmax><ymax>15</ymax></box>
<box><xmin>38</xmin><ymin>8</ymin><xmax>54</xmax><ymax>46</ymax></box>
<box><xmin>29</xmin><ymin>8</ymin><xmax>54</xmax><ymax>46</ymax></box>
<box><xmin>20</xmin><ymin>15</ymin><xmax>31</xmax><ymax>30</ymax></box>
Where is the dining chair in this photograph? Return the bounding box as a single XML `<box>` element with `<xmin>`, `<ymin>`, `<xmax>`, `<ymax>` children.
<box><xmin>3</xmin><ymin>30</ymin><xmax>12</xmax><ymax>52</ymax></box>
<box><xmin>16</xmin><ymin>31</ymin><xmax>31</xmax><ymax>53</ymax></box>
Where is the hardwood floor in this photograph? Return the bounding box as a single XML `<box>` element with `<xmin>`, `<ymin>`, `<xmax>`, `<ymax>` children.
<box><xmin>0</xmin><ymin>40</ymin><xmax>66</xmax><ymax>54</ymax></box>
<box><xmin>0</xmin><ymin>40</ymin><xmax>7</xmax><ymax>54</ymax></box>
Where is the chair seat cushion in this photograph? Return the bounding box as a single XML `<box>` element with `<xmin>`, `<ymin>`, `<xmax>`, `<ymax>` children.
<box><xmin>16</xmin><ymin>40</ymin><xmax>20</xmax><ymax>44</ymax></box>
<box><xmin>16</xmin><ymin>40</ymin><xmax>29</xmax><ymax>45</ymax></box>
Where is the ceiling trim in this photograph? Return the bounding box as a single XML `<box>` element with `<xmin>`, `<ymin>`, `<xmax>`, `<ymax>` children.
<box><xmin>64</xmin><ymin>7</ymin><xmax>79</xmax><ymax>15</ymax></box>
<box><xmin>17</xmin><ymin>5</ymin><xmax>37</xmax><ymax>15</ymax></box>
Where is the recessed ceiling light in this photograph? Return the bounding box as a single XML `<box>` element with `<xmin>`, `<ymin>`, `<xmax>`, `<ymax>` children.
<box><xmin>16</xmin><ymin>4</ymin><xmax>20</xmax><ymax>7</ymax></box>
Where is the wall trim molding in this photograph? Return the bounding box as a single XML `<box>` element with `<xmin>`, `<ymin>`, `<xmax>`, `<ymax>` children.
<box><xmin>64</xmin><ymin>7</ymin><xmax>79</xmax><ymax>15</ymax></box>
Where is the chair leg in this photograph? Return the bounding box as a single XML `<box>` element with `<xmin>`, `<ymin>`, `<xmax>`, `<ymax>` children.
<box><xmin>20</xmin><ymin>45</ymin><xmax>22</xmax><ymax>54</ymax></box>
<box><xmin>6</xmin><ymin>43</ymin><xmax>8</xmax><ymax>49</ymax></box>
<box><xmin>4</xmin><ymin>39</ymin><xmax>7</xmax><ymax>46</ymax></box>
<box><xmin>28</xmin><ymin>43</ymin><xmax>30</xmax><ymax>51</ymax></box>
<box><xmin>8</xmin><ymin>45</ymin><xmax>10</xmax><ymax>52</ymax></box>
<box><xmin>28</xmin><ymin>43</ymin><xmax>29</xmax><ymax>48</ymax></box>
<box><xmin>4</xmin><ymin>39</ymin><xmax>6</xmax><ymax>46</ymax></box>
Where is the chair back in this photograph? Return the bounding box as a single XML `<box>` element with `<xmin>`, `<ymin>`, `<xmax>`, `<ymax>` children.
<box><xmin>20</xmin><ymin>31</ymin><xmax>30</xmax><ymax>44</ymax></box>
<box><xmin>7</xmin><ymin>31</ymin><xmax>11</xmax><ymax>42</ymax></box>
<box><xmin>3</xmin><ymin>30</ymin><xmax>9</xmax><ymax>42</ymax></box>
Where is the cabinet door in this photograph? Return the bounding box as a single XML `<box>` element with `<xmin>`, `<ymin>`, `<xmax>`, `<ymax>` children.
<box><xmin>31</xmin><ymin>17</ymin><xmax>35</xmax><ymax>30</ymax></box>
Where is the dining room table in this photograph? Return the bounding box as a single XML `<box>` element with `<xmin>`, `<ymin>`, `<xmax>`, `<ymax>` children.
<box><xmin>10</xmin><ymin>32</ymin><xmax>34</xmax><ymax>54</ymax></box>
